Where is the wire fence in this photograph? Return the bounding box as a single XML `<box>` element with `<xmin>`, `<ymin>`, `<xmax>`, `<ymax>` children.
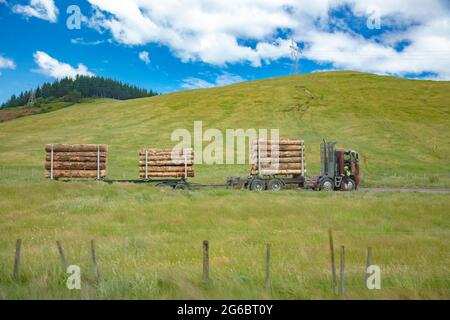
<box><xmin>2</xmin><ymin>234</ymin><xmax>449</xmax><ymax>297</ymax></box>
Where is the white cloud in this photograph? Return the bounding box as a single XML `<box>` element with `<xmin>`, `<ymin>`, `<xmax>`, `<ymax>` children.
<box><xmin>33</xmin><ymin>51</ymin><xmax>94</xmax><ymax>79</ymax></box>
<box><xmin>0</xmin><ymin>54</ymin><xmax>16</xmax><ymax>69</ymax></box>
<box><xmin>139</xmin><ymin>51</ymin><xmax>150</xmax><ymax>64</ymax></box>
<box><xmin>181</xmin><ymin>77</ymin><xmax>215</xmax><ymax>90</ymax></box>
<box><xmin>85</xmin><ymin>0</ymin><xmax>450</xmax><ymax>79</ymax></box>
<box><xmin>71</xmin><ymin>38</ymin><xmax>104</xmax><ymax>46</ymax></box>
<box><xmin>215</xmin><ymin>72</ymin><xmax>246</xmax><ymax>87</ymax></box>
<box><xmin>181</xmin><ymin>72</ymin><xmax>245</xmax><ymax>89</ymax></box>
<box><xmin>13</xmin><ymin>0</ymin><xmax>58</xmax><ymax>23</ymax></box>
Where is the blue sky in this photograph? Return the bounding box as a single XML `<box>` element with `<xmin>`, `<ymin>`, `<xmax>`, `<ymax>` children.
<box><xmin>0</xmin><ymin>0</ymin><xmax>449</xmax><ymax>104</ymax></box>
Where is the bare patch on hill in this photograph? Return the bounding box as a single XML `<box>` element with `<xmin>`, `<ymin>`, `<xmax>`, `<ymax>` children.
<box><xmin>0</xmin><ymin>107</ymin><xmax>40</xmax><ymax>122</ymax></box>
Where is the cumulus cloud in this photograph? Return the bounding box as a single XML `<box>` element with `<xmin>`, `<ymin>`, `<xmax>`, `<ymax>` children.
<box><xmin>181</xmin><ymin>72</ymin><xmax>245</xmax><ymax>89</ymax></box>
<box><xmin>12</xmin><ymin>0</ymin><xmax>58</xmax><ymax>23</ymax></box>
<box><xmin>33</xmin><ymin>51</ymin><xmax>94</xmax><ymax>79</ymax></box>
<box><xmin>84</xmin><ymin>0</ymin><xmax>450</xmax><ymax>79</ymax></box>
<box><xmin>139</xmin><ymin>51</ymin><xmax>150</xmax><ymax>64</ymax></box>
<box><xmin>0</xmin><ymin>54</ymin><xmax>16</xmax><ymax>69</ymax></box>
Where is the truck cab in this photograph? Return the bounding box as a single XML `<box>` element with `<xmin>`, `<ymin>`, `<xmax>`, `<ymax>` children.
<box><xmin>316</xmin><ymin>141</ymin><xmax>360</xmax><ymax>191</ymax></box>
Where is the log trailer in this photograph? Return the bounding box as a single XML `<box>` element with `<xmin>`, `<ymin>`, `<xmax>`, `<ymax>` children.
<box><xmin>226</xmin><ymin>140</ymin><xmax>360</xmax><ymax>191</ymax></box>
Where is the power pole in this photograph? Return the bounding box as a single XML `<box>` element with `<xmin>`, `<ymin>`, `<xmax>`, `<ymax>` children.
<box><xmin>27</xmin><ymin>89</ymin><xmax>36</xmax><ymax>106</ymax></box>
<box><xmin>289</xmin><ymin>38</ymin><xmax>302</xmax><ymax>74</ymax></box>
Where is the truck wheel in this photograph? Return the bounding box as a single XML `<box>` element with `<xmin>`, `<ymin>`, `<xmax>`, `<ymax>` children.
<box><xmin>267</xmin><ymin>179</ymin><xmax>284</xmax><ymax>191</ymax></box>
<box><xmin>250</xmin><ymin>179</ymin><xmax>266</xmax><ymax>191</ymax></box>
<box><xmin>174</xmin><ymin>183</ymin><xmax>190</xmax><ymax>190</ymax></box>
<box><xmin>340</xmin><ymin>177</ymin><xmax>355</xmax><ymax>191</ymax></box>
<box><xmin>319</xmin><ymin>178</ymin><xmax>334</xmax><ymax>191</ymax></box>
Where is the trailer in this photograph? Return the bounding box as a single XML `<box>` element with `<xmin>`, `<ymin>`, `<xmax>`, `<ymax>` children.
<box><xmin>103</xmin><ymin>178</ymin><xmax>192</xmax><ymax>189</ymax></box>
<box><xmin>105</xmin><ymin>147</ymin><xmax>194</xmax><ymax>189</ymax></box>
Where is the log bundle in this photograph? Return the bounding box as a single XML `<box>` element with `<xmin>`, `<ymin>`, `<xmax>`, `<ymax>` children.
<box><xmin>250</xmin><ymin>139</ymin><xmax>306</xmax><ymax>176</ymax></box>
<box><xmin>45</xmin><ymin>144</ymin><xmax>108</xmax><ymax>179</ymax></box>
<box><xmin>139</xmin><ymin>148</ymin><xmax>194</xmax><ymax>179</ymax></box>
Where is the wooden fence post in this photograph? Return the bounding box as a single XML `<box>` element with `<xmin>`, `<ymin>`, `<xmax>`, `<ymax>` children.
<box><xmin>365</xmin><ymin>247</ymin><xmax>372</xmax><ymax>285</ymax></box>
<box><xmin>265</xmin><ymin>243</ymin><xmax>270</xmax><ymax>289</ymax></box>
<box><xmin>328</xmin><ymin>229</ymin><xmax>337</xmax><ymax>294</ymax></box>
<box><xmin>91</xmin><ymin>240</ymin><xmax>100</xmax><ymax>282</ymax></box>
<box><xmin>339</xmin><ymin>245</ymin><xmax>345</xmax><ymax>295</ymax></box>
<box><xmin>56</xmin><ymin>240</ymin><xmax>67</xmax><ymax>271</ymax></box>
<box><xmin>203</xmin><ymin>240</ymin><xmax>209</xmax><ymax>283</ymax></box>
<box><xmin>13</xmin><ymin>239</ymin><xmax>22</xmax><ymax>279</ymax></box>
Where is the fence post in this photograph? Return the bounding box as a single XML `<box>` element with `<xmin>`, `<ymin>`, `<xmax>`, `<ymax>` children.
<box><xmin>56</xmin><ymin>240</ymin><xmax>67</xmax><ymax>271</ymax></box>
<box><xmin>91</xmin><ymin>240</ymin><xmax>100</xmax><ymax>282</ymax></box>
<box><xmin>339</xmin><ymin>245</ymin><xmax>345</xmax><ymax>295</ymax></box>
<box><xmin>265</xmin><ymin>243</ymin><xmax>270</xmax><ymax>289</ymax></box>
<box><xmin>13</xmin><ymin>239</ymin><xmax>22</xmax><ymax>279</ymax></box>
<box><xmin>328</xmin><ymin>229</ymin><xmax>337</xmax><ymax>294</ymax></box>
<box><xmin>365</xmin><ymin>247</ymin><xmax>372</xmax><ymax>285</ymax></box>
<box><xmin>203</xmin><ymin>240</ymin><xmax>209</xmax><ymax>283</ymax></box>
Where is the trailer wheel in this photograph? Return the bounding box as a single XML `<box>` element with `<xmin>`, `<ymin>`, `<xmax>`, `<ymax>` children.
<box><xmin>340</xmin><ymin>177</ymin><xmax>356</xmax><ymax>191</ymax></box>
<box><xmin>174</xmin><ymin>183</ymin><xmax>190</xmax><ymax>190</ymax></box>
<box><xmin>250</xmin><ymin>179</ymin><xmax>266</xmax><ymax>191</ymax></box>
<box><xmin>319</xmin><ymin>178</ymin><xmax>334</xmax><ymax>191</ymax></box>
<box><xmin>267</xmin><ymin>179</ymin><xmax>284</xmax><ymax>191</ymax></box>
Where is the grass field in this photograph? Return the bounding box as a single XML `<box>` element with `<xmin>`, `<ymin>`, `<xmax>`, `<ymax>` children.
<box><xmin>0</xmin><ymin>71</ymin><xmax>449</xmax><ymax>299</ymax></box>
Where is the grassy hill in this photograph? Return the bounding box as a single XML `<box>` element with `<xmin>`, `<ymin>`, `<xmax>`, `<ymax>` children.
<box><xmin>0</xmin><ymin>71</ymin><xmax>449</xmax><ymax>299</ymax></box>
<box><xmin>0</xmin><ymin>71</ymin><xmax>449</xmax><ymax>187</ymax></box>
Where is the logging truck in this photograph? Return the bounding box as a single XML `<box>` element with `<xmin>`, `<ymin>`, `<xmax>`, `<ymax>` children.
<box><xmin>226</xmin><ymin>140</ymin><xmax>360</xmax><ymax>191</ymax></box>
<box><xmin>45</xmin><ymin>140</ymin><xmax>360</xmax><ymax>191</ymax></box>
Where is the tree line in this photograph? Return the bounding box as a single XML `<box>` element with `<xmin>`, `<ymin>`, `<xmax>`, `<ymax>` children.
<box><xmin>1</xmin><ymin>75</ymin><xmax>158</xmax><ymax>108</ymax></box>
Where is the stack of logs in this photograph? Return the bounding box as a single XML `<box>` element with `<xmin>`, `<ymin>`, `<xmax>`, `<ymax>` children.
<box><xmin>250</xmin><ymin>139</ymin><xmax>306</xmax><ymax>176</ymax></box>
<box><xmin>139</xmin><ymin>148</ymin><xmax>194</xmax><ymax>178</ymax></box>
<box><xmin>45</xmin><ymin>144</ymin><xmax>108</xmax><ymax>179</ymax></box>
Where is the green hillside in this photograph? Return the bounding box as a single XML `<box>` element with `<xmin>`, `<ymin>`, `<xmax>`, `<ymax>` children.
<box><xmin>0</xmin><ymin>71</ymin><xmax>449</xmax><ymax>299</ymax></box>
<box><xmin>0</xmin><ymin>71</ymin><xmax>449</xmax><ymax>187</ymax></box>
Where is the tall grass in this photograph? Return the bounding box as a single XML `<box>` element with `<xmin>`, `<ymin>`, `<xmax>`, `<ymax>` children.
<box><xmin>0</xmin><ymin>179</ymin><xmax>448</xmax><ymax>299</ymax></box>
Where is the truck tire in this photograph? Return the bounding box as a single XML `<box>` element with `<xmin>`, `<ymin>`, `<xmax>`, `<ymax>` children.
<box><xmin>267</xmin><ymin>179</ymin><xmax>284</xmax><ymax>191</ymax></box>
<box><xmin>319</xmin><ymin>178</ymin><xmax>334</xmax><ymax>191</ymax></box>
<box><xmin>174</xmin><ymin>182</ymin><xmax>190</xmax><ymax>190</ymax></box>
<box><xmin>340</xmin><ymin>177</ymin><xmax>356</xmax><ymax>191</ymax></box>
<box><xmin>250</xmin><ymin>179</ymin><xmax>266</xmax><ymax>191</ymax></box>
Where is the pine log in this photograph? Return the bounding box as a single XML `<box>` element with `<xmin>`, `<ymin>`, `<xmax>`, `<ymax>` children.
<box><xmin>257</xmin><ymin>164</ymin><xmax>305</xmax><ymax>170</ymax></box>
<box><xmin>139</xmin><ymin>160</ymin><xmax>193</xmax><ymax>166</ymax></box>
<box><xmin>250</xmin><ymin>164</ymin><xmax>306</xmax><ymax>170</ymax></box>
<box><xmin>139</xmin><ymin>172</ymin><xmax>195</xmax><ymax>178</ymax></box>
<box><xmin>45</xmin><ymin>162</ymin><xmax>106</xmax><ymax>170</ymax></box>
<box><xmin>251</xmin><ymin>145</ymin><xmax>303</xmax><ymax>151</ymax></box>
<box><xmin>46</xmin><ymin>155</ymin><xmax>106</xmax><ymax>162</ymax></box>
<box><xmin>139</xmin><ymin>167</ymin><xmax>194</xmax><ymax>173</ymax></box>
<box><xmin>46</xmin><ymin>151</ymin><xmax>107</xmax><ymax>158</ymax></box>
<box><xmin>250</xmin><ymin>151</ymin><xmax>303</xmax><ymax>158</ymax></box>
<box><xmin>139</xmin><ymin>148</ymin><xmax>193</xmax><ymax>155</ymax></box>
<box><xmin>251</xmin><ymin>157</ymin><xmax>304</xmax><ymax>163</ymax></box>
<box><xmin>45</xmin><ymin>144</ymin><xmax>108</xmax><ymax>152</ymax></box>
<box><xmin>250</xmin><ymin>169</ymin><xmax>306</xmax><ymax>175</ymax></box>
<box><xmin>139</xmin><ymin>155</ymin><xmax>193</xmax><ymax>161</ymax></box>
<box><xmin>251</xmin><ymin>139</ymin><xmax>304</xmax><ymax>145</ymax></box>
<box><xmin>45</xmin><ymin>170</ymin><xmax>107</xmax><ymax>178</ymax></box>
